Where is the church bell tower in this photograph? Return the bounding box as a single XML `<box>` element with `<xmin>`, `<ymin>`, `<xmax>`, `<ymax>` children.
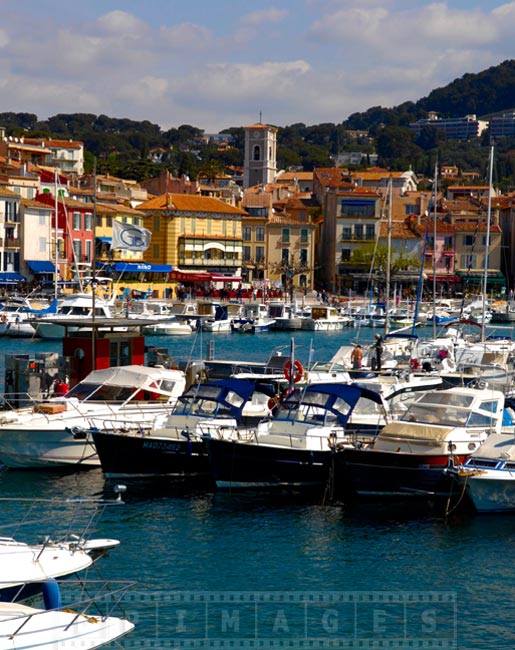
<box><xmin>243</xmin><ymin>122</ymin><xmax>277</xmax><ymax>190</ymax></box>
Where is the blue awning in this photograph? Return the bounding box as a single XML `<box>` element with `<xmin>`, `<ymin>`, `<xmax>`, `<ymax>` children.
<box><xmin>26</xmin><ymin>260</ymin><xmax>56</xmax><ymax>274</ymax></box>
<box><xmin>0</xmin><ymin>272</ymin><xmax>26</xmax><ymax>283</ymax></box>
<box><xmin>113</xmin><ymin>262</ymin><xmax>172</xmax><ymax>273</ymax></box>
<box><xmin>96</xmin><ymin>236</ymin><xmax>112</xmax><ymax>244</ymax></box>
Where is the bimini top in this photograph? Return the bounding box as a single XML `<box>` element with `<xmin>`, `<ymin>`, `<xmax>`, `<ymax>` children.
<box><xmin>277</xmin><ymin>382</ymin><xmax>384</xmax><ymax>427</ymax></box>
<box><xmin>64</xmin><ymin>365</ymin><xmax>186</xmax><ymax>403</ymax></box>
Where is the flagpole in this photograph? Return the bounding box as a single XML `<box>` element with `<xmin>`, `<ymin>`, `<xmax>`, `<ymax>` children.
<box><xmin>54</xmin><ymin>171</ymin><xmax>59</xmax><ymax>302</ymax></box>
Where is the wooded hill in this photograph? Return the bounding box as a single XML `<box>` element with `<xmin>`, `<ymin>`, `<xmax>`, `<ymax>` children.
<box><xmin>2</xmin><ymin>59</ymin><xmax>515</xmax><ymax>186</ymax></box>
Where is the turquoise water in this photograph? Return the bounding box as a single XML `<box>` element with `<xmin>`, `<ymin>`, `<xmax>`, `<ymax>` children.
<box><xmin>0</xmin><ymin>329</ymin><xmax>513</xmax><ymax>648</ymax></box>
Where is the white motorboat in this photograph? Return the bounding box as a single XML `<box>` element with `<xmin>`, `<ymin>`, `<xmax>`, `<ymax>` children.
<box><xmin>30</xmin><ymin>294</ymin><xmax>119</xmax><ymax>339</ymax></box>
<box><xmin>0</xmin><ymin>298</ymin><xmax>58</xmax><ymax>338</ymax></box>
<box><xmin>333</xmin><ymin>386</ymin><xmax>509</xmax><ymax>501</ymax></box>
<box><xmin>231</xmin><ymin>303</ymin><xmax>276</xmax><ymax>333</ymax></box>
<box><xmin>0</xmin><ymin>581</ymin><xmax>134</xmax><ymax>650</ymax></box>
<box><xmin>302</xmin><ymin>306</ymin><xmax>346</xmax><ymax>331</ymax></box>
<box><xmin>0</xmin><ymin>365</ymin><xmax>186</xmax><ymax>468</ymax></box>
<box><xmin>201</xmin><ymin>302</ymin><xmax>242</xmax><ymax>333</ymax></box>
<box><xmin>447</xmin><ymin>431</ymin><xmax>515</xmax><ymax>512</ymax></box>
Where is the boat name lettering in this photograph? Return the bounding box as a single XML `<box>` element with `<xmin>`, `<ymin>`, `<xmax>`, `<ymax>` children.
<box><xmin>142</xmin><ymin>440</ymin><xmax>182</xmax><ymax>451</ymax></box>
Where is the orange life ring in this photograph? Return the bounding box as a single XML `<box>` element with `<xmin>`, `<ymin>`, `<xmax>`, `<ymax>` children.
<box><xmin>284</xmin><ymin>359</ymin><xmax>304</xmax><ymax>383</ymax></box>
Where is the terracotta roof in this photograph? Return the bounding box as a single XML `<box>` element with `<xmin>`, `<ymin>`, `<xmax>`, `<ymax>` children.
<box><xmin>242</xmin><ymin>193</ymin><xmax>272</xmax><ymax>208</ymax></box>
<box><xmin>0</xmin><ymin>185</ymin><xmax>21</xmax><ymax>198</ymax></box>
<box><xmin>23</xmin><ymin>138</ymin><xmax>82</xmax><ymax>150</ymax></box>
<box><xmin>276</xmin><ymin>171</ymin><xmax>314</xmax><ymax>182</ymax></box>
<box><xmin>96</xmin><ymin>202</ymin><xmax>144</xmax><ymax>217</ymax></box>
<box><xmin>314</xmin><ymin>168</ymin><xmax>354</xmax><ymax>188</ymax></box>
<box><xmin>379</xmin><ymin>221</ymin><xmax>419</xmax><ymax>239</ymax></box>
<box><xmin>21</xmin><ymin>198</ymin><xmax>52</xmax><ymax>209</ymax></box>
<box><xmin>138</xmin><ymin>193</ymin><xmax>247</xmax><ymax>215</ymax></box>
<box><xmin>243</xmin><ymin>123</ymin><xmax>278</xmax><ymax>131</ymax></box>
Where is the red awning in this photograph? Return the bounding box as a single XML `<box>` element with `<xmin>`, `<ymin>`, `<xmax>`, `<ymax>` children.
<box><xmin>426</xmin><ymin>275</ymin><xmax>462</xmax><ymax>283</ymax></box>
<box><xmin>170</xmin><ymin>270</ymin><xmax>211</xmax><ymax>283</ymax></box>
<box><xmin>210</xmin><ymin>275</ymin><xmax>242</xmax><ymax>283</ymax></box>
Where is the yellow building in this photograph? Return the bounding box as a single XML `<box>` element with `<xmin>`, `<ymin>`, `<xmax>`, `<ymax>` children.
<box><xmin>137</xmin><ymin>193</ymin><xmax>246</xmax><ymax>295</ymax></box>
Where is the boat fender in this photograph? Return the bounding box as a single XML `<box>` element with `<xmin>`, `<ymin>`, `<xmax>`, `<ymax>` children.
<box><xmin>267</xmin><ymin>396</ymin><xmax>280</xmax><ymax>411</ymax></box>
<box><xmin>42</xmin><ymin>577</ymin><xmax>62</xmax><ymax>611</ymax></box>
<box><xmin>284</xmin><ymin>359</ymin><xmax>304</xmax><ymax>383</ymax></box>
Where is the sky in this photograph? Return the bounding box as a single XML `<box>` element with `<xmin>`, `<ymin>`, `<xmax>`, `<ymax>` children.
<box><xmin>1</xmin><ymin>0</ymin><xmax>514</xmax><ymax>133</ymax></box>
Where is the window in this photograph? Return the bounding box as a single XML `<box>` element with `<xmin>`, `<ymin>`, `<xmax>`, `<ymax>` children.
<box><xmin>73</xmin><ymin>239</ymin><xmax>82</xmax><ymax>262</ymax></box>
<box><xmin>300</xmin><ymin>249</ymin><xmax>308</xmax><ymax>264</ymax></box>
<box><xmin>222</xmin><ymin>220</ymin><xmax>227</xmax><ymax>236</ymax></box>
<box><xmin>282</xmin><ymin>228</ymin><xmax>290</xmax><ymax>244</ymax></box>
<box><xmin>180</xmin><ymin>217</ymin><xmax>185</xmax><ymax>233</ymax></box>
<box><xmin>460</xmin><ymin>254</ymin><xmax>477</xmax><ymax>268</ymax></box>
<box><xmin>153</xmin><ymin>244</ymin><xmax>160</xmax><ymax>257</ymax></box>
<box><xmin>153</xmin><ymin>215</ymin><xmax>160</xmax><ymax>232</ymax></box>
<box><xmin>243</xmin><ymin>227</ymin><xmax>251</xmax><ymax>241</ymax></box>
<box><xmin>341</xmin><ymin>200</ymin><xmax>375</xmax><ymax>217</ymax></box>
<box><xmin>256</xmin><ymin>227</ymin><xmax>265</xmax><ymax>242</ymax></box>
<box><xmin>207</xmin><ymin>218</ymin><xmax>212</xmax><ymax>234</ymax></box>
<box><xmin>243</xmin><ymin>246</ymin><xmax>251</xmax><ymax>261</ymax></box>
<box><xmin>282</xmin><ymin>249</ymin><xmax>289</xmax><ymax>262</ymax></box>
<box><xmin>365</xmin><ymin>225</ymin><xmax>375</xmax><ymax>240</ymax></box>
<box><xmin>84</xmin><ymin>214</ymin><xmax>93</xmax><ymax>231</ymax></box>
<box><xmin>463</xmin><ymin>235</ymin><xmax>474</xmax><ymax>246</ymax></box>
<box><xmin>405</xmin><ymin>204</ymin><xmax>417</xmax><ymax>215</ymax></box>
<box><xmin>72</xmin><ymin>212</ymin><xmax>82</xmax><ymax>230</ymax></box>
<box><xmin>354</xmin><ymin>224</ymin><xmax>363</xmax><ymax>239</ymax></box>
<box><xmin>39</xmin><ymin>237</ymin><xmax>46</xmax><ymax>253</ymax></box>
<box><xmin>342</xmin><ymin>227</ymin><xmax>352</xmax><ymax>240</ymax></box>
<box><xmin>300</xmin><ymin>228</ymin><xmax>308</xmax><ymax>244</ymax></box>
<box><xmin>85</xmin><ymin>240</ymin><xmax>92</xmax><ymax>262</ymax></box>
<box><xmin>253</xmin><ymin>145</ymin><xmax>261</xmax><ymax>161</ymax></box>
<box><xmin>232</xmin><ymin>220</ymin><xmax>237</xmax><ymax>236</ymax></box>
<box><xmin>27</xmin><ymin>188</ymin><xmax>35</xmax><ymax>200</ymax></box>
<box><xmin>256</xmin><ymin>246</ymin><xmax>265</xmax><ymax>262</ymax></box>
<box><xmin>39</xmin><ymin>214</ymin><xmax>46</xmax><ymax>226</ymax></box>
<box><xmin>341</xmin><ymin>248</ymin><xmax>351</xmax><ymax>262</ymax></box>
<box><xmin>191</xmin><ymin>217</ymin><xmax>196</xmax><ymax>234</ymax></box>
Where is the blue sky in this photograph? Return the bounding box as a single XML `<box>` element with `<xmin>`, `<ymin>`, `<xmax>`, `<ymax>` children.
<box><xmin>1</xmin><ymin>1</ymin><xmax>514</xmax><ymax>132</ymax></box>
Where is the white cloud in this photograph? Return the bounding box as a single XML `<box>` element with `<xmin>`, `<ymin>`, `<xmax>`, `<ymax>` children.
<box><xmin>116</xmin><ymin>76</ymin><xmax>169</xmax><ymax>106</ymax></box>
<box><xmin>240</xmin><ymin>8</ymin><xmax>289</xmax><ymax>27</ymax></box>
<box><xmin>96</xmin><ymin>10</ymin><xmax>148</xmax><ymax>37</ymax></box>
<box><xmin>0</xmin><ymin>29</ymin><xmax>9</xmax><ymax>48</ymax></box>
<box><xmin>159</xmin><ymin>23</ymin><xmax>213</xmax><ymax>50</ymax></box>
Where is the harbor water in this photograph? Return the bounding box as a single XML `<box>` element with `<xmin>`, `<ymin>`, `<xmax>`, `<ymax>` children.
<box><xmin>1</xmin><ymin>328</ymin><xmax>514</xmax><ymax>649</ymax></box>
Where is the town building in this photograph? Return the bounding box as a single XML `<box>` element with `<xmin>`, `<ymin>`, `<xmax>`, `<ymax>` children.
<box><xmin>409</xmin><ymin>112</ymin><xmax>488</xmax><ymax>141</ymax></box>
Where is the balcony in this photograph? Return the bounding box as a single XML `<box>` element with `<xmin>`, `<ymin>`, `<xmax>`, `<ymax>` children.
<box><xmin>179</xmin><ymin>258</ymin><xmax>240</xmax><ymax>267</ymax></box>
<box><xmin>4</xmin><ymin>237</ymin><xmax>20</xmax><ymax>248</ymax></box>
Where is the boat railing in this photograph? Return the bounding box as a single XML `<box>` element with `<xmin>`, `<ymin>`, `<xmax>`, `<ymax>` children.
<box><xmin>0</xmin><ymin>494</ymin><xmax>125</xmax><ymax>550</ymax></box>
<box><xmin>4</xmin><ymin>578</ymin><xmax>135</xmax><ymax>637</ymax></box>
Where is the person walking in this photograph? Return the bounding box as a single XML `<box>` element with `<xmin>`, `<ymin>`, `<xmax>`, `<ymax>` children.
<box><xmin>350</xmin><ymin>344</ymin><xmax>363</xmax><ymax>369</ymax></box>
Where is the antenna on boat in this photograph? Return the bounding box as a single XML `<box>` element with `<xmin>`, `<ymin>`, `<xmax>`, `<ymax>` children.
<box><xmin>432</xmin><ymin>160</ymin><xmax>438</xmax><ymax>340</ymax></box>
<box><xmin>91</xmin><ymin>160</ymin><xmax>98</xmax><ymax>370</ymax></box>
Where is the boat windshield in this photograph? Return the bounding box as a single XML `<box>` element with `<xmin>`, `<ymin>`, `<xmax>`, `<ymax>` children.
<box><xmin>402</xmin><ymin>402</ymin><xmax>498</xmax><ymax>427</ymax></box>
<box><xmin>65</xmin><ymin>382</ymin><xmax>136</xmax><ymax>402</ymax></box>
<box><xmin>174</xmin><ymin>385</ymin><xmax>245</xmax><ymax>418</ymax></box>
<box><xmin>277</xmin><ymin>391</ymin><xmax>351</xmax><ymax>425</ymax></box>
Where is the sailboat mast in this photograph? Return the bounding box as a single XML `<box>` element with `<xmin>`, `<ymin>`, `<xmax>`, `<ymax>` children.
<box><xmin>384</xmin><ymin>177</ymin><xmax>392</xmax><ymax>335</ymax></box>
<box><xmin>432</xmin><ymin>162</ymin><xmax>438</xmax><ymax>340</ymax></box>
<box><xmin>54</xmin><ymin>171</ymin><xmax>59</xmax><ymax>302</ymax></box>
<box><xmin>481</xmin><ymin>145</ymin><xmax>494</xmax><ymax>343</ymax></box>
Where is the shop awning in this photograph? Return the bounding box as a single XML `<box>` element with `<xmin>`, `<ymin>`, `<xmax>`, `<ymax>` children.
<box><xmin>426</xmin><ymin>275</ymin><xmax>462</xmax><ymax>283</ymax></box>
<box><xmin>96</xmin><ymin>236</ymin><xmax>112</xmax><ymax>244</ymax></box>
<box><xmin>113</xmin><ymin>262</ymin><xmax>172</xmax><ymax>273</ymax></box>
<box><xmin>0</xmin><ymin>272</ymin><xmax>26</xmax><ymax>283</ymax></box>
<box><xmin>170</xmin><ymin>270</ymin><xmax>211</xmax><ymax>283</ymax></box>
<box><xmin>456</xmin><ymin>271</ymin><xmax>505</xmax><ymax>284</ymax></box>
<box><xmin>26</xmin><ymin>260</ymin><xmax>56</xmax><ymax>274</ymax></box>
<box><xmin>210</xmin><ymin>274</ymin><xmax>242</xmax><ymax>283</ymax></box>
